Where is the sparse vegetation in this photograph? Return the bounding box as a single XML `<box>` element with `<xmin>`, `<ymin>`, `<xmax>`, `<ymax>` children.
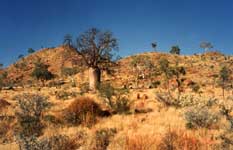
<box><xmin>63</xmin><ymin>97</ymin><xmax>101</xmax><ymax>127</ymax></box>
<box><xmin>98</xmin><ymin>83</ymin><xmax>131</xmax><ymax>114</ymax></box>
<box><xmin>0</xmin><ymin>36</ymin><xmax>232</xmax><ymax>150</ymax></box>
<box><xmin>184</xmin><ymin>107</ymin><xmax>219</xmax><ymax>129</ymax></box>
<box><xmin>219</xmin><ymin>66</ymin><xmax>230</xmax><ymax>99</ymax></box>
<box><xmin>170</xmin><ymin>45</ymin><xmax>181</xmax><ymax>55</ymax></box>
<box><xmin>15</xmin><ymin>94</ymin><xmax>50</xmax><ymax>137</ymax></box>
<box><xmin>31</xmin><ymin>60</ymin><xmax>54</xmax><ymax>84</ymax></box>
<box><xmin>61</xmin><ymin>67</ymin><xmax>79</xmax><ymax>77</ymax></box>
<box><xmin>94</xmin><ymin>128</ymin><xmax>117</xmax><ymax>150</ymax></box>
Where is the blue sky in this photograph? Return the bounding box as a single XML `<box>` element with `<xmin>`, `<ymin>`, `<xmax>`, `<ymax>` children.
<box><xmin>0</xmin><ymin>0</ymin><xmax>233</xmax><ymax>66</ymax></box>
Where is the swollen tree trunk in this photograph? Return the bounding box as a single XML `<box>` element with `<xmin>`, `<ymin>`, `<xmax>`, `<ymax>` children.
<box><xmin>89</xmin><ymin>67</ymin><xmax>101</xmax><ymax>91</ymax></box>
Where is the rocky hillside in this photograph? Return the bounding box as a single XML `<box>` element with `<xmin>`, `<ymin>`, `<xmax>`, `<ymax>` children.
<box><xmin>1</xmin><ymin>46</ymin><xmax>233</xmax><ymax>92</ymax></box>
<box><xmin>4</xmin><ymin>46</ymin><xmax>84</xmax><ymax>84</ymax></box>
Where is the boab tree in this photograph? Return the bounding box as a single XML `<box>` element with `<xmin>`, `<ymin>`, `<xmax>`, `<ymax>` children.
<box><xmin>76</xmin><ymin>28</ymin><xmax>118</xmax><ymax>91</ymax></box>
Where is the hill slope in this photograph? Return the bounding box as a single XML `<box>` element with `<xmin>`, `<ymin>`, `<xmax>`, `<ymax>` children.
<box><xmin>1</xmin><ymin>47</ymin><xmax>233</xmax><ymax>91</ymax></box>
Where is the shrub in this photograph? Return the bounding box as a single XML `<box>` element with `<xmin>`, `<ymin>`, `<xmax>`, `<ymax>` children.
<box><xmin>31</xmin><ymin>61</ymin><xmax>54</xmax><ymax>82</ymax></box>
<box><xmin>170</xmin><ymin>45</ymin><xmax>181</xmax><ymax>55</ymax></box>
<box><xmin>189</xmin><ymin>83</ymin><xmax>200</xmax><ymax>93</ymax></box>
<box><xmin>94</xmin><ymin>128</ymin><xmax>117</xmax><ymax>150</ymax></box>
<box><xmin>156</xmin><ymin>93</ymin><xmax>217</xmax><ymax>108</ymax></box>
<box><xmin>184</xmin><ymin>107</ymin><xmax>219</xmax><ymax>129</ymax></box>
<box><xmin>43</xmin><ymin>114</ymin><xmax>62</xmax><ymax>125</ymax></box>
<box><xmin>220</xmin><ymin>132</ymin><xmax>233</xmax><ymax>149</ymax></box>
<box><xmin>149</xmin><ymin>81</ymin><xmax>161</xmax><ymax>88</ymax></box>
<box><xmin>55</xmin><ymin>90</ymin><xmax>78</xmax><ymax>100</ymax></box>
<box><xmin>80</xmin><ymin>82</ymin><xmax>89</xmax><ymax>94</ymax></box>
<box><xmin>47</xmin><ymin>80</ymin><xmax>65</xmax><ymax>87</ymax></box>
<box><xmin>0</xmin><ymin>118</ymin><xmax>14</xmax><ymax>144</ymax></box>
<box><xmin>38</xmin><ymin>135</ymin><xmax>78</xmax><ymax>150</ymax></box>
<box><xmin>15</xmin><ymin>94</ymin><xmax>50</xmax><ymax>137</ymax></box>
<box><xmin>64</xmin><ymin>97</ymin><xmax>101</xmax><ymax>127</ymax></box>
<box><xmin>61</xmin><ymin>67</ymin><xmax>79</xmax><ymax>77</ymax></box>
<box><xmin>157</xmin><ymin>129</ymin><xmax>201</xmax><ymax>150</ymax></box>
<box><xmin>98</xmin><ymin>83</ymin><xmax>131</xmax><ymax>114</ymax></box>
<box><xmin>113</xmin><ymin>97</ymin><xmax>130</xmax><ymax>114</ymax></box>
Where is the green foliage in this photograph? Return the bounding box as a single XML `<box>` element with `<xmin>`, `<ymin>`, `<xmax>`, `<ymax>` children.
<box><xmin>200</xmin><ymin>41</ymin><xmax>213</xmax><ymax>52</ymax></box>
<box><xmin>55</xmin><ymin>90</ymin><xmax>78</xmax><ymax>100</ymax></box>
<box><xmin>190</xmin><ymin>83</ymin><xmax>200</xmax><ymax>93</ymax></box>
<box><xmin>159</xmin><ymin>58</ymin><xmax>170</xmax><ymax>76</ymax></box>
<box><xmin>219</xmin><ymin>66</ymin><xmax>230</xmax><ymax>83</ymax></box>
<box><xmin>28</xmin><ymin>48</ymin><xmax>35</xmax><ymax>54</ymax></box>
<box><xmin>61</xmin><ymin>67</ymin><xmax>79</xmax><ymax>76</ymax></box>
<box><xmin>15</xmin><ymin>94</ymin><xmax>50</xmax><ymax>137</ymax></box>
<box><xmin>47</xmin><ymin>80</ymin><xmax>65</xmax><ymax>87</ymax></box>
<box><xmin>98</xmin><ymin>83</ymin><xmax>130</xmax><ymax>114</ymax></box>
<box><xmin>184</xmin><ymin>107</ymin><xmax>219</xmax><ymax>129</ymax></box>
<box><xmin>18</xmin><ymin>54</ymin><xmax>24</xmax><ymax>59</ymax></box>
<box><xmin>150</xmin><ymin>81</ymin><xmax>161</xmax><ymax>88</ymax></box>
<box><xmin>94</xmin><ymin>128</ymin><xmax>117</xmax><ymax>150</ymax></box>
<box><xmin>151</xmin><ymin>42</ymin><xmax>157</xmax><ymax>51</ymax></box>
<box><xmin>0</xmin><ymin>63</ymin><xmax>3</xmax><ymax>69</ymax></box>
<box><xmin>0</xmin><ymin>71</ymin><xmax>8</xmax><ymax>88</ymax></box>
<box><xmin>114</xmin><ymin>97</ymin><xmax>131</xmax><ymax>114</ymax></box>
<box><xmin>63</xmin><ymin>34</ymin><xmax>73</xmax><ymax>46</ymax></box>
<box><xmin>156</xmin><ymin>93</ymin><xmax>217</xmax><ymax>108</ymax></box>
<box><xmin>38</xmin><ymin>134</ymin><xmax>79</xmax><ymax>150</ymax></box>
<box><xmin>219</xmin><ymin>66</ymin><xmax>230</xmax><ymax>98</ymax></box>
<box><xmin>31</xmin><ymin>61</ymin><xmax>53</xmax><ymax>81</ymax></box>
<box><xmin>170</xmin><ymin>45</ymin><xmax>181</xmax><ymax>55</ymax></box>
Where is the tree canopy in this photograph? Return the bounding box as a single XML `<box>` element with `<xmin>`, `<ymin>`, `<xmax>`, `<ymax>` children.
<box><xmin>76</xmin><ymin>28</ymin><xmax>118</xmax><ymax>68</ymax></box>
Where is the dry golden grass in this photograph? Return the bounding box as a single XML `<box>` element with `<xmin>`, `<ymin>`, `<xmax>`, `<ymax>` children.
<box><xmin>0</xmin><ymin>50</ymin><xmax>232</xmax><ymax>149</ymax></box>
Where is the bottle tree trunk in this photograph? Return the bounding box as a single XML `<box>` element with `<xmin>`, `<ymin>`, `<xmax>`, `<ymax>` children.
<box><xmin>89</xmin><ymin>67</ymin><xmax>101</xmax><ymax>91</ymax></box>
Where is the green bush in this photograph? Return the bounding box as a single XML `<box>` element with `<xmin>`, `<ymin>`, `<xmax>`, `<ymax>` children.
<box><xmin>55</xmin><ymin>90</ymin><xmax>78</xmax><ymax>100</ymax></box>
<box><xmin>98</xmin><ymin>83</ymin><xmax>131</xmax><ymax>114</ymax></box>
<box><xmin>15</xmin><ymin>94</ymin><xmax>50</xmax><ymax>137</ymax></box>
<box><xmin>61</xmin><ymin>67</ymin><xmax>79</xmax><ymax>77</ymax></box>
<box><xmin>184</xmin><ymin>107</ymin><xmax>219</xmax><ymax>129</ymax></box>
<box><xmin>94</xmin><ymin>128</ymin><xmax>117</xmax><ymax>150</ymax></box>
<box><xmin>38</xmin><ymin>134</ymin><xmax>79</xmax><ymax>150</ymax></box>
<box><xmin>31</xmin><ymin>62</ymin><xmax>54</xmax><ymax>81</ymax></box>
<box><xmin>113</xmin><ymin>97</ymin><xmax>130</xmax><ymax>114</ymax></box>
<box><xmin>189</xmin><ymin>82</ymin><xmax>200</xmax><ymax>93</ymax></box>
<box><xmin>149</xmin><ymin>81</ymin><xmax>161</xmax><ymax>88</ymax></box>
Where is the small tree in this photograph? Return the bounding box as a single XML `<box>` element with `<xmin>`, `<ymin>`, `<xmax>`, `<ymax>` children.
<box><xmin>31</xmin><ymin>61</ymin><xmax>53</xmax><ymax>85</ymax></box>
<box><xmin>63</xmin><ymin>34</ymin><xmax>73</xmax><ymax>46</ymax></box>
<box><xmin>0</xmin><ymin>63</ymin><xmax>3</xmax><ymax>69</ymax></box>
<box><xmin>27</xmin><ymin>48</ymin><xmax>35</xmax><ymax>54</ymax></box>
<box><xmin>219</xmin><ymin>66</ymin><xmax>230</xmax><ymax>99</ymax></box>
<box><xmin>200</xmin><ymin>42</ymin><xmax>213</xmax><ymax>52</ymax></box>
<box><xmin>130</xmin><ymin>55</ymin><xmax>154</xmax><ymax>88</ymax></box>
<box><xmin>172</xmin><ymin>62</ymin><xmax>186</xmax><ymax>100</ymax></box>
<box><xmin>18</xmin><ymin>54</ymin><xmax>24</xmax><ymax>60</ymax></box>
<box><xmin>151</xmin><ymin>42</ymin><xmax>157</xmax><ymax>51</ymax></box>
<box><xmin>76</xmin><ymin>28</ymin><xmax>118</xmax><ymax>91</ymax></box>
<box><xmin>170</xmin><ymin>45</ymin><xmax>180</xmax><ymax>55</ymax></box>
<box><xmin>159</xmin><ymin>58</ymin><xmax>173</xmax><ymax>92</ymax></box>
